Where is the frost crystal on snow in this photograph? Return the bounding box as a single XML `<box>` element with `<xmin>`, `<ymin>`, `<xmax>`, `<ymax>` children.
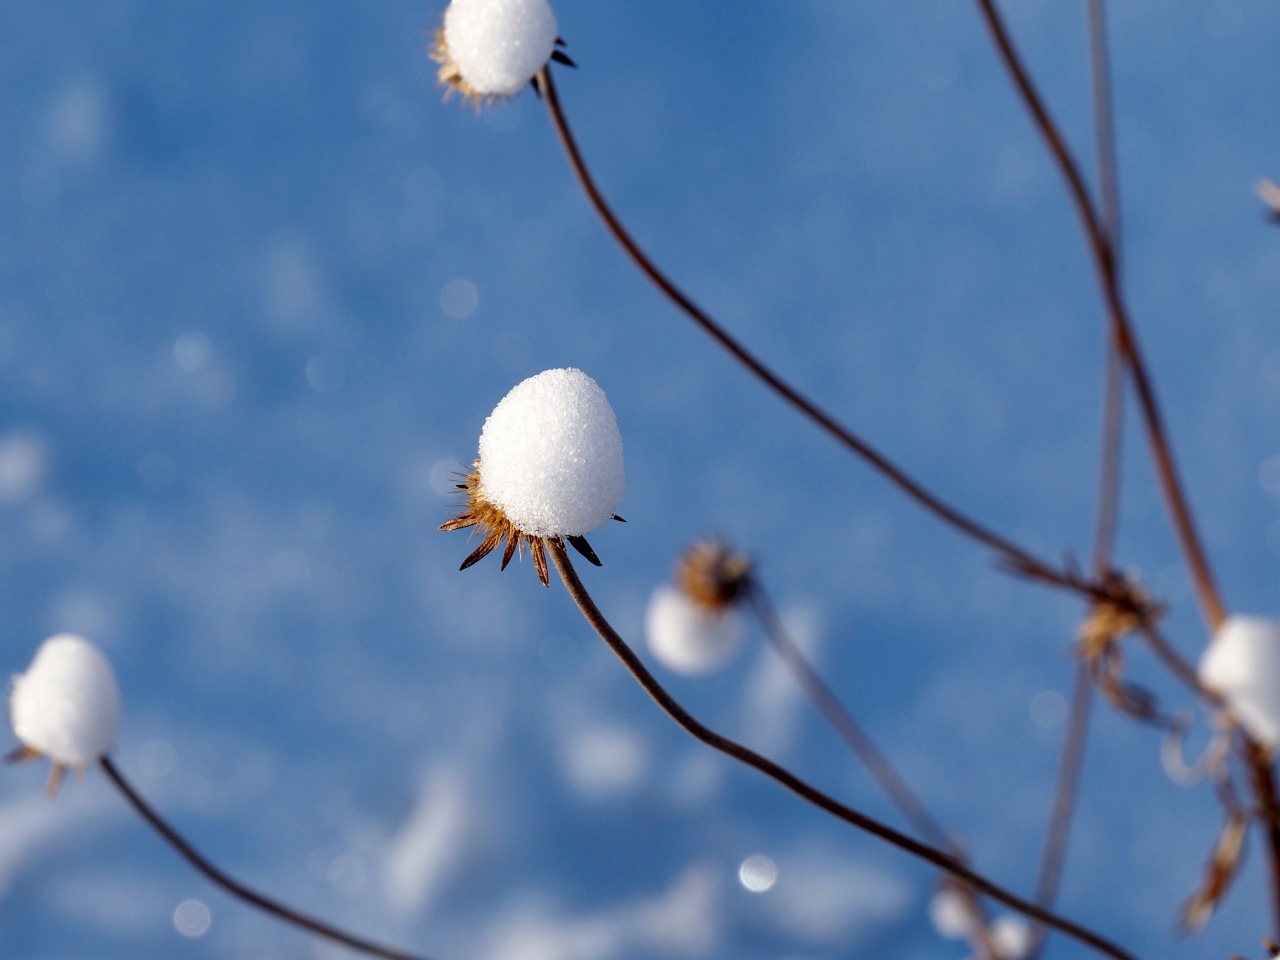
<box><xmin>10</xmin><ymin>634</ymin><xmax>122</xmax><ymax>767</ymax></box>
<box><xmin>1199</xmin><ymin>615</ymin><xmax>1280</xmax><ymax>749</ymax></box>
<box><xmin>440</xmin><ymin>0</ymin><xmax>558</xmax><ymax>99</ymax></box>
<box><xmin>477</xmin><ymin>367</ymin><xmax>624</xmax><ymax>537</ymax></box>
<box><xmin>645</xmin><ymin>585</ymin><xmax>744</xmax><ymax>676</ymax></box>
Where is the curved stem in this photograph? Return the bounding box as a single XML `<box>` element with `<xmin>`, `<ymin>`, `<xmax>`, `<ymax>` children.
<box><xmin>547</xmin><ymin>539</ymin><xmax>1139</xmax><ymax>960</ymax></box>
<box><xmin>747</xmin><ymin>581</ymin><xmax>1004</xmax><ymax>960</ymax></box>
<box><xmin>1027</xmin><ymin>662</ymin><xmax>1094</xmax><ymax>960</ymax></box>
<box><xmin>1029</xmin><ymin>7</ymin><xmax>1119</xmax><ymax>953</ymax></box>
<box><xmin>100</xmin><ymin>757</ymin><xmax>434</xmax><ymax>960</ymax></box>
<box><xmin>745</xmin><ymin>583</ymin><xmax>953</xmax><ymax>851</ymax></box>
<box><xmin>972</xmin><ymin>0</ymin><xmax>1225</xmax><ymax>634</ymax></box>
<box><xmin>535</xmin><ymin>66</ymin><xmax>1088</xmax><ymax>602</ymax></box>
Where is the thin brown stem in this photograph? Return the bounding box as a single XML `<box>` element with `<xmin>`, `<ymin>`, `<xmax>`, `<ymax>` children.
<box><xmin>535</xmin><ymin>66</ymin><xmax>1090</xmax><ymax>603</ymax></box>
<box><xmin>547</xmin><ymin>539</ymin><xmax>1139</xmax><ymax>960</ymax></box>
<box><xmin>747</xmin><ymin>582</ymin><xmax>1003</xmax><ymax>960</ymax></box>
<box><xmin>745</xmin><ymin>583</ymin><xmax>953</xmax><ymax>851</ymax></box>
<box><xmin>1027</xmin><ymin>662</ymin><xmax>1094</xmax><ymax>960</ymax></box>
<box><xmin>972</xmin><ymin>0</ymin><xmax>1225</xmax><ymax>635</ymax></box>
<box><xmin>1029</xmin><ymin>7</ymin><xmax>1120</xmax><ymax>953</ymax></box>
<box><xmin>1244</xmin><ymin>737</ymin><xmax>1280</xmax><ymax>937</ymax></box>
<box><xmin>100</xmin><ymin>756</ymin><xmax>433</xmax><ymax>960</ymax></box>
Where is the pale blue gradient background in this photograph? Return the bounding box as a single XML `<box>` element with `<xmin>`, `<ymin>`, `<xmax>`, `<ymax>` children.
<box><xmin>2</xmin><ymin>2</ymin><xmax>1279</xmax><ymax>958</ymax></box>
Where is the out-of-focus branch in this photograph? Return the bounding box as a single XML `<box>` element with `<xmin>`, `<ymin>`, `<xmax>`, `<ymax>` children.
<box><xmin>100</xmin><ymin>757</ymin><xmax>433</xmax><ymax>960</ymax></box>
<box><xmin>746</xmin><ymin>581</ymin><xmax>1001</xmax><ymax>960</ymax></box>
<box><xmin>972</xmin><ymin>0</ymin><xmax>1225</xmax><ymax>636</ymax></box>
<box><xmin>547</xmin><ymin>539</ymin><xmax>1140</xmax><ymax>960</ymax></box>
<box><xmin>536</xmin><ymin>65</ymin><xmax>1101</xmax><ymax>606</ymax></box>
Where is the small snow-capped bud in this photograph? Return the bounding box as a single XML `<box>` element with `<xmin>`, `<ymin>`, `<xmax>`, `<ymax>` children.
<box><xmin>1199</xmin><ymin>616</ymin><xmax>1280</xmax><ymax>749</ymax></box>
<box><xmin>10</xmin><ymin>634</ymin><xmax>122</xmax><ymax>769</ymax></box>
<box><xmin>440</xmin><ymin>368</ymin><xmax>624</xmax><ymax>585</ymax></box>
<box><xmin>989</xmin><ymin>914</ymin><xmax>1034</xmax><ymax>960</ymax></box>
<box><xmin>433</xmin><ymin>0</ymin><xmax>559</xmax><ymax>104</ymax></box>
<box><xmin>928</xmin><ymin>886</ymin><xmax>977</xmax><ymax>940</ymax></box>
<box><xmin>646</xmin><ymin>585</ymin><xmax>744</xmax><ymax>676</ymax></box>
<box><xmin>478</xmin><ymin>368</ymin><xmax>623</xmax><ymax>538</ymax></box>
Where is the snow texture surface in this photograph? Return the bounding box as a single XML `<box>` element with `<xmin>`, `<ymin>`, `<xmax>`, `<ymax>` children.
<box><xmin>10</xmin><ymin>635</ymin><xmax>122</xmax><ymax>767</ymax></box>
<box><xmin>1199</xmin><ymin>616</ymin><xmax>1280</xmax><ymax>749</ymax></box>
<box><xmin>645</xmin><ymin>586</ymin><xmax>744</xmax><ymax>676</ymax></box>
<box><xmin>442</xmin><ymin>0</ymin><xmax>558</xmax><ymax>97</ymax></box>
<box><xmin>478</xmin><ymin>368</ymin><xmax>624</xmax><ymax>537</ymax></box>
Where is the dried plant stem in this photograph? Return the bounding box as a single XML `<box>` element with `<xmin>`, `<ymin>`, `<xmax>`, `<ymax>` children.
<box><xmin>745</xmin><ymin>584</ymin><xmax>953</xmax><ymax>850</ymax></box>
<box><xmin>547</xmin><ymin>539</ymin><xmax>1139</xmax><ymax>960</ymax></box>
<box><xmin>972</xmin><ymin>0</ymin><xmax>1225</xmax><ymax>635</ymax></box>
<box><xmin>1027</xmin><ymin>662</ymin><xmax>1094</xmax><ymax>960</ymax></box>
<box><xmin>746</xmin><ymin>583</ymin><xmax>1002</xmax><ymax>960</ymax></box>
<box><xmin>536</xmin><ymin>66</ymin><xmax>1092</xmax><ymax>603</ymax></box>
<box><xmin>1244</xmin><ymin>737</ymin><xmax>1280</xmax><ymax>933</ymax></box>
<box><xmin>100</xmin><ymin>757</ymin><xmax>432</xmax><ymax>960</ymax></box>
<box><xmin>1029</xmin><ymin>6</ymin><xmax>1119</xmax><ymax>953</ymax></box>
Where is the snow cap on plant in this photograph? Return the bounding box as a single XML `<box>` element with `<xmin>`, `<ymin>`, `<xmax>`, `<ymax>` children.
<box><xmin>441</xmin><ymin>367</ymin><xmax>625</xmax><ymax>586</ymax></box>
<box><xmin>431</xmin><ymin>0</ymin><xmax>574</xmax><ymax>106</ymax></box>
<box><xmin>646</xmin><ymin>541</ymin><xmax>752</xmax><ymax>676</ymax></box>
<box><xmin>1198</xmin><ymin>615</ymin><xmax>1280</xmax><ymax>750</ymax></box>
<box><xmin>8</xmin><ymin>634</ymin><xmax>122</xmax><ymax>795</ymax></box>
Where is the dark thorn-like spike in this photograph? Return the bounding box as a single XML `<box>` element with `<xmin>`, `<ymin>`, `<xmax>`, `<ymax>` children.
<box><xmin>45</xmin><ymin>762</ymin><xmax>65</xmax><ymax>798</ymax></box>
<box><xmin>611</xmin><ymin>514</ymin><xmax>627</xmax><ymax>523</ymax></box>
<box><xmin>455</xmin><ymin>482</ymin><xmax>467</xmax><ymax>490</ymax></box>
<box><xmin>555</xmin><ymin>36</ymin><xmax>568</xmax><ymax>46</ymax></box>
<box><xmin>500</xmin><ymin>531</ymin><xmax>520</xmax><ymax>570</ymax></box>
<box><xmin>440</xmin><ymin>515</ymin><xmax>478</xmax><ymax>532</ymax></box>
<box><xmin>460</xmin><ymin>530</ymin><xmax>503</xmax><ymax>570</ymax></box>
<box><xmin>567</xmin><ymin>535</ymin><xmax>602</xmax><ymax>566</ymax></box>
<box><xmin>532</xmin><ymin>538</ymin><xmax>550</xmax><ymax>587</ymax></box>
<box><xmin>550</xmin><ymin>50</ymin><xmax>577</xmax><ymax>68</ymax></box>
<box><xmin>5</xmin><ymin>745</ymin><xmax>39</xmax><ymax>764</ymax></box>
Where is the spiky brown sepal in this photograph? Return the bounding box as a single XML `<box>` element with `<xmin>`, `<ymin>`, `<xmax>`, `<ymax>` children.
<box><xmin>429</xmin><ymin>27</ymin><xmax>510</xmax><ymax>109</ymax></box>
<box><xmin>677</xmin><ymin>540</ymin><xmax>752</xmax><ymax>611</ymax></box>
<box><xmin>439</xmin><ymin>464</ymin><xmax>571</xmax><ymax>587</ymax></box>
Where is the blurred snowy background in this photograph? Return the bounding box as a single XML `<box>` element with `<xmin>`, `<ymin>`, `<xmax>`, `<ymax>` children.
<box><xmin>2</xmin><ymin>1</ymin><xmax>1279</xmax><ymax>958</ymax></box>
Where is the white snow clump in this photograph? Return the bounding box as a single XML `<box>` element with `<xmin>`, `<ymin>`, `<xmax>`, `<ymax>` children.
<box><xmin>928</xmin><ymin>886</ymin><xmax>976</xmax><ymax>940</ymax></box>
<box><xmin>10</xmin><ymin>634</ymin><xmax>122</xmax><ymax>767</ymax></box>
<box><xmin>1199</xmin><ymin>615</ymin><xmax>1280</xmax><ymax>749</ymax></box>
<box><xmin>441</xmin><ymin>0</ymin><xmax>558</xmax><ymax>98</ymax></box>
<box><xmin>478</xmin><ymin>367</ymin><xmax>624</xmax><ymax>537</ymax></box>
<box><xmin>988</xmin><ymin>914</ymin><xmax>1033</xmax><ymax>960</ymax></box>
<box><xmin>645</xmin><ymin>585</ymin><xmax>744</xmax><ymax>676</ymax></box>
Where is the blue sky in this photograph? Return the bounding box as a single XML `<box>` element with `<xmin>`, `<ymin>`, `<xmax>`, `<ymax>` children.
<box><xmin>2</xmin><ymin>2</ymin><xmax>1280</xmax><ymax>958</ymax></box>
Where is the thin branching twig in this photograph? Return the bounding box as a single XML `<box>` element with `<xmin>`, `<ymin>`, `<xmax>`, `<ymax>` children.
<box><xmin>100</xmin><ymin>757</ymin><xmax>433</xmax><ymax>960</ymax></box>
<box><xmin>1028</xmin><ymin>5</ymin><xmax>1120</xmax><ymax>952</ymax></box>
<box><xmin>546</xmin><ymin>538</ymin><xmax>1139</xmax><ymax>960</ymax></box>
<box><xmin>746</xmin><ymin>580</ymin><xmax>1001</xmax><ymax>960</ymax></box>
<box><xmin>971</xmin><ymin>0</ymin><xmax>1225</xmax><ymax>635</ymax></box>
<box><xmin>535</xmin><ymin>65</ymin><xmax>1104</xmax><ymax>606</ymax></box>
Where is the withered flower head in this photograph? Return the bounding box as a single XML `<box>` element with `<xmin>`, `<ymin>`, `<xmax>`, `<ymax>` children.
<box><xmin>8</xmin><ymin>634</ymin><xmax>122</xmax><ymax>796</ymax></box>
<box><xmin>440</xmin><ymin>368</ymin><xmax>625</xmax><ymax>586</ymax></box>
<box><xmin>676</xmin><ymin>540</ymin><xmax>753</xmax><ymax>612</ymax></box>
<box><xmin>645</xmin><ymin>540</ymin><xmax>752</xmax><ymax>676</ymax></box>
<box><xmin>431</xmin><ymin>0</ymin><xmax>574</xmax><ymax>107</ymax></box>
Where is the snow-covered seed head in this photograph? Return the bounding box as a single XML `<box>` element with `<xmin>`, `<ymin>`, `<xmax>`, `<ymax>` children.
<box><xmin>8</xmin><ymin>634</ymin><xmax>123</xmax><ymax>795</ymax></box>
<box><xmin>1199</xmin><ymin>615</ymin><xmax>1280</xmax><ymax>750</ymax></box>
<box><xmin>645</xmin><ymin>542</ymin><xmax>752</xmax><ymax>676</ymax></box>
<box><xmin>431</xmin><ymin>0</ymin><xmax>560</xmax><ymax>106</ymax></box>
<box><xmin>440</xmin><ymin>368</ymin><xmax>625</xmax><ymax>586</ymax></box>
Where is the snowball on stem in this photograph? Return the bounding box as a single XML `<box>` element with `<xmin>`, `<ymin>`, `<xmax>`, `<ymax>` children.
<box><xmin>433</xmin><ymin>0</ymin><xmax>560</xmax><ymax>104</ymax></box>
<box><xmin>9</xmin><ymin>633</ymin><xmax>122</xmax><ymax>793</ymax></box>
<box><xmin>645</xmin><ymin>586</ymin><xmax>744</xmax><ymax>676</ymax></box>
<box><xmin>440</xmin><ymin>367</ymin><xmax>624</xmax><ymax>585</ymax></box>
<box><xmin>1199</xmin><ymin>615</ymin><xmax>1280</xmax><ymax>749</ymax></box>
